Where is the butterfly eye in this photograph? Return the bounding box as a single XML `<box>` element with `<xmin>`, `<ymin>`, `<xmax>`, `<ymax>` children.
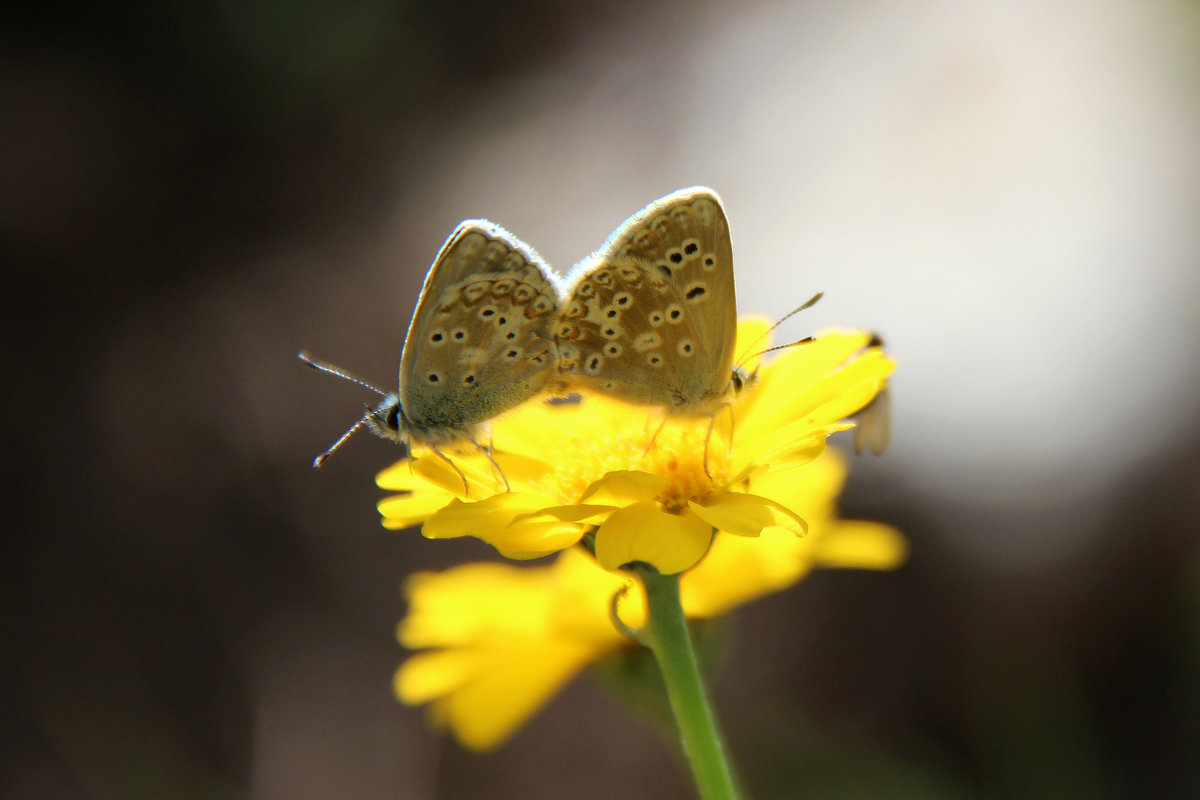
<box><xmin>384</xmin><ymin>406</ymin><xmax>401</xmax><ymax>431</ymax></box>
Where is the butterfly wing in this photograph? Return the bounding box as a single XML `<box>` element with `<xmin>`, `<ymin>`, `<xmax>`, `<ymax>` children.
<box><xmin>398</xmin><ymin>220</ymin><xmax>560</xmax><ymax>441</ymax></box>
<box><xmin>557</xmin><ymin>187</ymin><xmax>737</xmax><ymax>412</ymax></box>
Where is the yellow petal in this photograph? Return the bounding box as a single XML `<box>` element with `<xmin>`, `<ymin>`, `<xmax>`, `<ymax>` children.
<box><xmin>394</xmin><ymin>650</ymin><xmax>476</xmax><ymax>703</ymax></box>
<box><xmin>745</xmin><ymin>452</ymin><xmax>846</xmax><ymax>514</ymax></box>
<box><xmin>594</xmin><ymin>501</ymin><xmax>714</xmax><ymax>574</ymax></box>
<box><xmin>397</xmin><ymin>643</ymin><xmax>599</xmax><ymax>752</ymax></box>
<box><xmin>376</xmin><ymin>460</ymin><xmax>425</xmax><ymax>492</ymax></box>
<box><xmin>581</xmin><ymin>470</ymin><xmax>667</xmax><ymax>505</ymax></box>
<box><xmin>512</xmin><ymin>504</ymin><xmax>615</xmax><ymax>525</ymax></box>
<box><xmin>378</xmin><ymin>491</ymin><xmax>458</xmax><ymax>530</ymax></box>
<box><xmin>681</xmin><ymin>528</ymin><xmax>812</xmax><ymax>618</ymax></box>
<box><xmin>688</xmin><ymin>492</ymin><xmax>807</xmax><ymax>537</ymax></box>
<box><xmin>490</xmin><ymin>520</ymin><xmax>588</xmax><ymax>560</ymax></box>
<box><xmin>811</xmin><ymin>521</ymin><xmax>909</xmax><ymax>569</ymax></box>
<box><xmin>422</xmin><ymin>493</ymin><xmax>553</xmax><ymax>539</ymax></box>
<box><xmin>422</xmin><ymin>494</ymin><xmax>586</xmax><ymax>556</ymax></box>
<box><xmin>398</xmin><ymin>562</ymin><xmax>554</xmax><ymax>648</ymax></box>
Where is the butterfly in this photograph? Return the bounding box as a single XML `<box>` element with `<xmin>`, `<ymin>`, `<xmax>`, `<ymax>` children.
<box><xmin>302</xmin><ymin>219</ymin><xmax>560</xmax><ymax>491</ymax></box>
<box><xmin>556</xmin><ymin>187</ymin><xmax>746</xmax><ymax>417</ymax></box>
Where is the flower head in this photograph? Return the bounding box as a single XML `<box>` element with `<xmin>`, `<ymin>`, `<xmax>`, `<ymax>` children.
<box><xmin>378</xmin><ymin>319</ymin><xmax>895</xmax><ymax>574</ymax></box>
<box><xmin>394</xmin><ymin>448</ymin><xmax>906</xmax><ymax>751</ymax></box>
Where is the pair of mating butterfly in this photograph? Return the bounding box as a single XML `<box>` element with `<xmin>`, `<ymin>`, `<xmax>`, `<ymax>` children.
<box><xmin>303</xmin><ymin>187</ymin><xmax>817</xmax><ymax>484</ymax></box>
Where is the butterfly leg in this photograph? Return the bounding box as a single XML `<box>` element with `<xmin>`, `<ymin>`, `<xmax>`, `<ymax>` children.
<box><xmin>701</xmin><ymin>405</ymin><xmax>738</xmax><ymax>479</ymax></box>
<box><xmin>641</xmin><ymin>415</ymin><xmax>670</xmax><ymax>458</ymax></box>
<box><xmin>702</xmin><ymin>413</ymin><xmax>718</xmax><ymax>479</ymax></box>
<box><xmin>470</xmin><ymin>437</ymin><xmax>511</xmax><ymax>493</ymax></box>
<box><xmin>430</xmin><ymin>445</ymin><xmax>471</xmax><ymax>497</ymax></box>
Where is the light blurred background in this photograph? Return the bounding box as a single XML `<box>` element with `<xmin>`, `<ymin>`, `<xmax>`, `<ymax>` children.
<box><xmin>5</xmin><ymin>0</ymin><xmax>1200</xmax><ymax>797</ymax></box>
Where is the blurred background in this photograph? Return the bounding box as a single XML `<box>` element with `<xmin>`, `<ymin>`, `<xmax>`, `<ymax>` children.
<box><xmin>5</xmin><ymin>0</ymin><xmax>1200</xmax><ymax>797</ymax></box>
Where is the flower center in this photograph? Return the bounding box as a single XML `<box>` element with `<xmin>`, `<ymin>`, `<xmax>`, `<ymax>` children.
<box><xmin>532</xmin><ymin>411</ymin><xmax>731</xmax><ymax>507</ymax></box>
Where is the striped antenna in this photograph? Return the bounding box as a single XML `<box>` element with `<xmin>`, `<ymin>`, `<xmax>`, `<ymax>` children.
<box><xmin>735</xmin><ymin>291</ymin><xmax>823</xmax><ymax>368</ymax></box>
<box><xmin>299</xmin><ymin>351</ymin><xmax>389</xmax><ymax>468</ymax></box>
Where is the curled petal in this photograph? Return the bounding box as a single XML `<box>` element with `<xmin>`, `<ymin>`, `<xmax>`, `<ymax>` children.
<box><xmin>688</xmin><ymin>492</ymin><xmax>806</xmax><ymax>537</ymax></box>
<box><xmin>581</xmin><ymin>470</ymin><xmax>668</xmax><ymax>505</ymax></box>
<box><xmin>512</xmin><ymin>504</ymin><xmax>615</xmax><ymax>526</ymax></box>
<box><xmin>423</xmin><ymin>493</ymin><xmax>555</xmax><ymax>539</ymax></box>
<box><xmin>594</xmin><ymin>501</ymin><xmax>714</xmax><ymax>575</ymax></box>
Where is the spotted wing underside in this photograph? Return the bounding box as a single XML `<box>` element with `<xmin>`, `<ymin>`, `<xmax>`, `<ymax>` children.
<box><xmin>557</xmin><ymin>188</ymin><xmax>737</xmax><ymax>411</ymax></box>
<box><xmin>399</xmin><ymin>221</ymin><xmax>560</xmax><ymax>434</ymax></box>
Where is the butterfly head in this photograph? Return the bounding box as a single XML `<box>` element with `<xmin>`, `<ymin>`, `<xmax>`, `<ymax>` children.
<box><xmin>729</xmin><ymin>365</ymin><xmax>758</xmax><ymax>398</ymax></box>
<box><xmin>365</xmin><ymin>393</ymin><xmax>408</xmax><ymax>444</ymax></box>
<box><xmin>300</xmin><ymin>351</ymin><xmax>412</xmax><ymax>466</ymax></box>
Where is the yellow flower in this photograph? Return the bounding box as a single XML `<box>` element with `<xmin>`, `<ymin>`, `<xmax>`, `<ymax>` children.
<box><xmin>378</xmin><ymin>319</ymin><xmax>895</xmax><ymax>575</ymax></box>
<box><xmin>394</xmin><ymin>449</ymin><xmax>906</xmax><ymax>751</ymax></box>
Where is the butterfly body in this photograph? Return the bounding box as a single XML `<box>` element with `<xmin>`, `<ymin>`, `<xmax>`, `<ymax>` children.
<box><xmin>556</xmin><ymin>187</ymin><xmax>740</xmax><ymax>415</ymax></box>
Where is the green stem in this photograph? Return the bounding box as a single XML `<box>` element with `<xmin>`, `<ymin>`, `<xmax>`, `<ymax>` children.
<box><xmin>634</xmin><ymin>563</ymin><xmax>740</xmax><ymax>800</ymax></box>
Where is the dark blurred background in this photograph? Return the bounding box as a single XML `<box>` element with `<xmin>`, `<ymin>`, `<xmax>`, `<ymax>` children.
<box><xmin>5</xmin><ymin>1</ymin><xmax>1200</xmax><ymax>797</ymax></box>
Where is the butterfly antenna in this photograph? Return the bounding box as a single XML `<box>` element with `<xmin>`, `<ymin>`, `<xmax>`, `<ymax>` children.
<box><xmin>312</xmin><ymin>408</ymin><xmax>375</xmax><ymax>468</ymax></box>
<box><xmin>298</xmin><ymin>351</ymin><xmax>389</xmax><ymax>397</ymax></box>
<box><xmin>751</xmin><ymin>336</ymin><xmax>817</xmax><ymax>357</ymax></box>
<box><xmin>735</xmin><ymin>291</ymin><xmax>824</xmax><ymax>368</ymax></box>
